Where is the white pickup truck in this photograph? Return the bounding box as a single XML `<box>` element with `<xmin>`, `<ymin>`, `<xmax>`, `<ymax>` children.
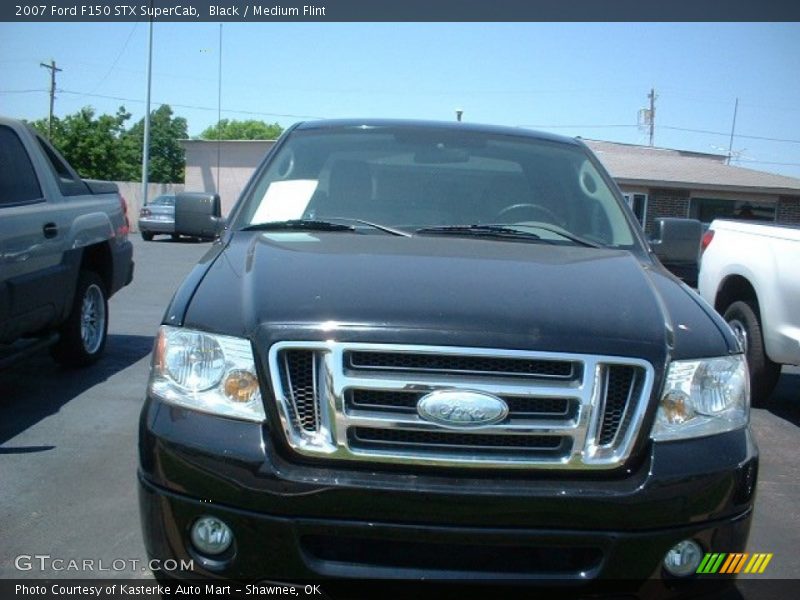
<box><xmin>698</xmin><ymin>219</ymin><xmax>800</xmax><ymax>404</ymax></box>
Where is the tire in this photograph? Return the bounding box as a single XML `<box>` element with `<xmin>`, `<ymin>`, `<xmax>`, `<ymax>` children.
<box><xmin>51</xmin><ymin>270</ymin><xmax>109</xmax><ymax>367</ymax></box>
<box><xmin>171</xmin><ymin>233</ymin><xmax>180</xmax><ymax>242</ymax></box>
<box><xmin>141</xmin><ymin>231</ymin><xmax>154</xmax><ymax>241</ymax></box>
<box><xmin>723</xmin><ymin>300</ymin><xmax>781</xmax><ymax>406</ymax></box>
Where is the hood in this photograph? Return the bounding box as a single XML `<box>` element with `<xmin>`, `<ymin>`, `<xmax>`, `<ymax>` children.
<box><xmin>183</xmin><ymin>231</ymin><xmax>733</xmax><ymax>366</ymax></box>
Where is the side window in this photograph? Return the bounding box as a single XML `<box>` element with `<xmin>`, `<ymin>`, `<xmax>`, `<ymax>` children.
<box><xmin>37</xmin><ymin>137</ymin><xmax>73</xmax><ymax>180</ymax></box>
<box><xmin>0</xmin><ymin>125</ymin><xmax>43</xmax><ymax>206</ymax></box>
<box><xmin>35</xmin><ymin>135</ymin><xmax>90</xmax><ymax>197</ymax></box>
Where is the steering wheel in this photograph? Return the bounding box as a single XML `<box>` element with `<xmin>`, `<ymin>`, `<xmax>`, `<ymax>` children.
<box><xmin>495</xmin><ymin>203</ymin><xmax>563</xmax><ymax>225</ymax></box>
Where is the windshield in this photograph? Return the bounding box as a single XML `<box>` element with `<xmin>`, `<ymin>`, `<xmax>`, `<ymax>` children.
<box><xmin>236</xmin><ymin>126</ymin><xmax>637</xmax><ymax>247</ymax></box>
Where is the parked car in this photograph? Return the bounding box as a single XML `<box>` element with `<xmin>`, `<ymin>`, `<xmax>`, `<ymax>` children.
<box><xmin>0</xmin><ymin>116</ymin><xmax>134</xmax><ymax>367</ymax></box>
<box><xmin>698</xmin><ymin>219</ymin><xmax>800</xmax><ymax>404</ymax></box>
<box><xmin>139</xmin><ymin>120</ymin><xmax>755</xmax><ymax>593</ymax></box>
<box><xmin>138</xmin><ymin>194</ymin><xmax>177</xmax><ymax>241</ymax></box>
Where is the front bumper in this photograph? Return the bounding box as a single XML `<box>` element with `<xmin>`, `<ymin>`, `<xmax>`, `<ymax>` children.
<box><xmin>138</xmin><ymin>396</ymin><xmax>757</xmax><ymax>586</ymax></box>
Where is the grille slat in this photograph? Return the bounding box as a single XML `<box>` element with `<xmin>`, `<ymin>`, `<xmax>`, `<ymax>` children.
<box><xmin>346</xmin><ymin>351</ymin><xmax>577</xmax><ymax>380</ymax></box>
<box><xmin>270</xmin><ymin>343</ymin><xmax>653</xmax><ymax>470</ymax></box>
<box><xmin>350</xmin><ymin>427</ymin><xmax>569</xmax><ymax>457</ymax></box>
<box><xmin>349</xmin><ymin>389</ymin><xmax>574</xmax><ymax>419</ymax></box>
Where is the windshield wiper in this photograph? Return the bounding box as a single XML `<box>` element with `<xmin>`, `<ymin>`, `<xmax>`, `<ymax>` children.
<box><xmin>417</xmin><ymin>223</ymin><xmax>605</xmax><ymax>248</ymax></box>
<box><xmin>241</xmin><ymin>219</ymin><xmax>356</xmax><ymax>232</ymax></box>
<box><xmin>489</xmin><ymin>223</ymin><xmax>603</xmax><ymax>248</ymax></box>
<box><xmin>324</xmin><ymin>217</ymin><xmax>412</xmax><ymax>237</ymax></box>
<box><xmin>416</xmin><ymin>224</ymin><xmax>543</xmax><ymax>242</ymax></box>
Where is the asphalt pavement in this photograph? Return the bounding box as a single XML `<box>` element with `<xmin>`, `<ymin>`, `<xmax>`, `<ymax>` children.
<box><xmin>0</xmin><ymin>235</ymin><xmax>798</xmax><ymax>586</ymax></box>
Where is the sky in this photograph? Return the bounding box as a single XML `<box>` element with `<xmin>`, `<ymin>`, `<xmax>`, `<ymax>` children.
<box><xmin>2</xmin><ymin>22</ymin><xmax>800</xmax><ymax>178</ymax></box>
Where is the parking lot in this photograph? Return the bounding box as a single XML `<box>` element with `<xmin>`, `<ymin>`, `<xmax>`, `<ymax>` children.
<box><xmin>1</xmin><ymin>236</ymin><xmax>798</xmax><ymax>584</ymax></box>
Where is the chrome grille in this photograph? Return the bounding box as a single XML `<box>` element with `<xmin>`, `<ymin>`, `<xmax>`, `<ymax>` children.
<box><xmin>269</xmin><ymin>343</ymin><xmax>654</xmax><ymax>470</ymax></box>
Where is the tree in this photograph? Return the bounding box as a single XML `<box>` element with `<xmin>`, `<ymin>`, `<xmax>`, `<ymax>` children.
<box><xmin>199</xmin><ymin>119</ymin><xmax>283</xmax><ymax>140</ymax></box>
<box><xmin>29</xmin><ymin>106</ymin><xmax>131</xmax><ymax>180</ymax></box>
<box><xmin>119</xmin><ymin>105</ymin><xmax>188</xmax><ymax>183</ymax></box>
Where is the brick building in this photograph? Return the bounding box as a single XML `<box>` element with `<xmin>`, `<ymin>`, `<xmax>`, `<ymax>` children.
<box><xmin>584</xmin><ymin>140</ymin><xmax>800</xmax><ymax>233</ymax></box>
<box><xmin>182</xmin><ymin>138</ymin><xmax>800</xmax><ymax>230</ymax></box>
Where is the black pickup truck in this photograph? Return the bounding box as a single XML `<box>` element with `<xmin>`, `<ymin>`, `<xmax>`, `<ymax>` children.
<box><xmin>139</xmin><ymin>120</ymin><xmax>755</xmax><ymax>594</ymax></box>
<box><xmin>0</xmin><ymin>117</ymin><xmax>133</xmax><ymax>367</ymax></box>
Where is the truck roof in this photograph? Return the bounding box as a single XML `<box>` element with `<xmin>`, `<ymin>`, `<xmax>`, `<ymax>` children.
<box><xmin>294</xmin><ymin>118</ymin><xmax>581</xmax><ymax>146</ymax></box>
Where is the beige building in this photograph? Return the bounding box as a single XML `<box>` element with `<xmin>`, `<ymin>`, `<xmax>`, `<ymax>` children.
<box><xmin>181</xmin><ymin>139</ymin><xmax>276</xmax><ymax>215</ymax></box>
<box><xmin>182</xmin><ymin>137</ymin><xmax>800</xmax><ymax>231</ymax></box>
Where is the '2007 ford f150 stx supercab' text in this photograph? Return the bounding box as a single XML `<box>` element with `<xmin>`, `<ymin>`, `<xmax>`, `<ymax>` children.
<box><xmin>138</xmin><ymin>120</ymin><xmax>756</xmax><ymax>595</ymax></box>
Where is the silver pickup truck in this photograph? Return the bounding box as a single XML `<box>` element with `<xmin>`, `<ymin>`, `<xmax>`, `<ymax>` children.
<box><xmin>0</xmin><ymin>116</ymin><xmax>134</xmax><ymax>367</ymax></box>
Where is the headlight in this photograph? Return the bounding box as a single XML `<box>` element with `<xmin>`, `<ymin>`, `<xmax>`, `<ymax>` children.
<box><xmin>149</xmin><ymin>325</ymin><xmax>265</xmax><ymax>422</ymax></box>
<box><xmin>651</xmin><ymin>355</ymin><xmax>749</xmax><ymax>441</ymax></box>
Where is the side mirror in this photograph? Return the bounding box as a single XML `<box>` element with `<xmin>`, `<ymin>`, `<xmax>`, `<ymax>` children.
<box><xmin>649</xmin><ymin>217</ymin><xmax>702</xmax><ymax>286</ymax></box>
<box><xmin>174</xmin><ymin>192</ymin><xmax>223</xmax><ymax>240</ymax></box>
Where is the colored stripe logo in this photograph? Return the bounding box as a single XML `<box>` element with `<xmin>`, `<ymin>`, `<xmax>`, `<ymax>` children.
<box><xmin>696</xmin><ymin>552</ymin><xmax>773</xmax><ymax>574</ymax></box>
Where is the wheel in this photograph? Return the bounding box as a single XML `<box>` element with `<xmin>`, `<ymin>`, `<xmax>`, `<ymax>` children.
<box><xmin>51</xmin><ymin>270</ymin><xmax>108</xmax><ymax>367</ymax></box>
<box><xmin>141</xmin><ymin>231</ymin><xmax>154</xmax><ymax>241</ymax></box>
<box><xmin>171</xmin><ymin>233</ymin><xmax>180</xmax><ymax>242</ymax></box>
<box><xmin>723</xmin><ymin>300</ymin><xmax>781</xmax><ymax>406</ymax></box>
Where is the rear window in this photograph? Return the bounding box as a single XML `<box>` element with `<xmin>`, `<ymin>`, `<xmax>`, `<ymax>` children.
<box><xmin>150</xmin><ymin>195</ymin><xmax>176</xmax><ymax>206</ymax></box>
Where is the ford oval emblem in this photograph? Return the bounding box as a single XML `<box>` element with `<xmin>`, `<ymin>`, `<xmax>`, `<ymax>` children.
<box><xmin>417</xmin><ymin>390</ymin><xmax>509</xmax><ymax>428</ymax></box>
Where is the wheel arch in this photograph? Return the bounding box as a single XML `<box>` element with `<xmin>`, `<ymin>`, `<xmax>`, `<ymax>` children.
<box><xmin>79</xmin><ymin>242</ymin><xmax>113</xmax><ymax>296</ymax></box>
<box><xmin>715</xmin><ymin>275</ymin><xmax>760</xmax><ymax>320</ymax></box>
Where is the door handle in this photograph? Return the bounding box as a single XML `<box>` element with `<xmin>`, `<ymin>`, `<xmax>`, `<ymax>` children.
<box><xmin>43</xmin><ymin>223</ymin><xmax>59</xmax><ymax>239</ymax></box>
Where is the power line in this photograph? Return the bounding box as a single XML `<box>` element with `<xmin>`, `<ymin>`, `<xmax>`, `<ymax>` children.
<box><xmin>0</xmin><ymin>89</ymin><xmax>48</xmax><ymax>94</ymax></box>
<box><xmin>733</xmin><ymin>159</ymin><xmax>800</xmax><ymax>167</ymax></box>
<box><xmin>70</xmin><ymin>23</ymin><xmax>139</xmax><ymax>102</ymax></box>
<box><xmin>56</xmin><ymin>89</ymin><xmax>325</xmax><ymax>120</ymax></box>
<box><xmin>661</xmin><ymin>125</ymin><xmax>800</xmax><ymax>144</ymax></box>
<box><xmin>518</xmin><ymin>124</ymin><xmax>637</xmax><ymax>129</ymax></box>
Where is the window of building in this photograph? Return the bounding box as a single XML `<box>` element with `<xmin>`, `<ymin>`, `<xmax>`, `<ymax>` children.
<box><xmin>0</xmin><ymin>125</ymin><xmax>43</xmax><ymax>206</ymax></box>
<box><xmin>689</xmin><ymin>197</ymin><xmax>776</xmax><ymax>224</ymax></box>
<box><xmin>623</xmin><ymin>193</ymin><xmax>647</xmax><ymax>226</ymax></box>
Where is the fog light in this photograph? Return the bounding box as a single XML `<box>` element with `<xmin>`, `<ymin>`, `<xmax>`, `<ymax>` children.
<box><xmin>663</xmin><ymin>539</ymin><xmax>703</xmax><ymax>577</ymax></box>
<box><xmin>190</xmin><ymin>516</ymin><xmax>233</xmax><ymax>556</ymax></box>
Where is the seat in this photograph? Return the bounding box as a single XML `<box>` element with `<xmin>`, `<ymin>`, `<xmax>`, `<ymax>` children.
<box><xmin>318</xmin><ymin>160</ymin><xmax>373</xmax><ymax>219</ymax></box>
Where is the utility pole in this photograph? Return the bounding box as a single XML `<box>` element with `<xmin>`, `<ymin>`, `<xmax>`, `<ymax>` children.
<box><xmin>647</xmin><ymin>87</ymin><xmax>657</xmax><ymax>147</ymax></box>
<box><xmin>727</xmin><ymin>97</ymin><xmax>739</xmax><ymax>165</ymax></box>
<box><xmin>141</xmin><ymin>13</ymin><xmax>153</xmax><ymax>207</ymax></box>
<box><xmin>39</xmin><ymin>60</ymin><xmax>62</xmax><ymax>138</ymax></box>
<box><xmin>216</xmin><ymin>23</ymin><xmax>222</xmax><ymax>195</ymax></box>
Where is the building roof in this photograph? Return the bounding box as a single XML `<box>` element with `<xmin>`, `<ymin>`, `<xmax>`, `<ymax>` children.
<box><xmin>180</xmin><ymin>139</ymin><xmax>277</xmax><ymax>144</ymax></box>
<box><xmin>584</xmin><ymin>139</ymin><xmax>800</xmax><ymax>195</ymax></box>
